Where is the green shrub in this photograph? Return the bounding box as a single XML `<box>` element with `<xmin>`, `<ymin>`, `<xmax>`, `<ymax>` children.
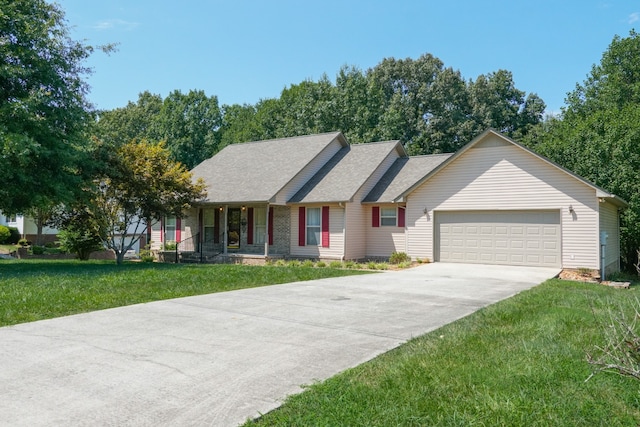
<box><xmin>0</xmin><ymin>225</ymin><xmax>10</xmax><ymax>244</ymax></box>
<box><xmin>18</xmin><ymin>238</ymin><xmax>29</xmax><ymax>247</ymax></box>
<box><xmin>389</xmin><ymin>251</ymin><xmax>411</xmax><ymax>264</ymax></box>
<box><xmin>139</xmin><ymin>245</ymin><xmax>155</xmax><ymax>262</ymax></box>
<box><xmin>302</xmin><ymin>260</ymin><xmax>315</xmax><ymax>268</ymax></box>
<box><xmin>44</xmin><ymin>241</ymin><xmax>58</xmax><ymax>248</ymax></box>
<box><xmin>367</xmin><ymin>261</ymin><xmax>377</xmax><ymax>269</ymax></box>
<box><xmin>163</xmin><ymin>241</ymin><xmax>177</xmax><ymax>250</ymax></box>
<box><xmin>344</xmin><ymin>260</ymin><xmax>356</xmax><ymax>269</ymax></box>
<box><xmin>288</xmin><ymin>260</ymin><xmax>301</xmax><ymax>267</ymax></box>
<box><xmin>275</xmin><ymin>259</ymin><xmax>287</xmax><ymax>266</ymax></box>
<box><xmin>6</xmin><ymin>227</ymin><xmax>20</xmax><ymax>244</ymax></box>
<box><xmin>316</xmin><ymin>261</ymin><xmax>326</xmax><ymax>268</ymax></box>
<box><xmin>329</xmin><ymin>260</ymin><xmax>343</xmax><ymax>269</ymax></box>
<box><xmin>31</xmin><ymin>245</ymin><xmax>45</xmax><ymax>255</ymax></box>
<box><xmin>57</xmin><ymin>228</ymin><xmax>103</xmax><ymax>261</ymax></box>
<box><xmin>376</xmin><ymin>263</ymin><xmax>388</xmax><ymax>270</ymax></box>
<box><xmin>397</xmin><ymin>261</ymin><xmax>412</xmax><ymax>269</ymax></box>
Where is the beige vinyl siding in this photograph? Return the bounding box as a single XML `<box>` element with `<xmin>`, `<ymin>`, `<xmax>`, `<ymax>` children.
<box><xmin>366</xmin><ymin>205</ymin><xmax>407</xmax><ymax>258</ymax></box>
<box><xmin>344</xmin><ymin>203</ymin><xmax>366</xmax><ymax>259</ymax></box>
<box><xmin>274</xmin><ymin>138</ymin><xmax>343</xmax><ymax>205</ymax></box>
<box><xmin>406</xmin><ymin>135</ymin><xmax>600</xmax><ymax>269</ymax></box>
<box><xmin>345</xmin><ymin>149</ymin><xmax>402</xmax><ymax>260</ymax></box>
<box><xmin>290</xmin><ymin>205</ymin><xmax>345</xmax><ymax>259</ymax></box>
<box><xmin>599</xmin><ymin>200</ymin><xmax>621</xmax><ymax>274</ymax></box>
<box><xmin>150</xmin><ymin>219</ymin><xmax>162</xmax><ymax>250</ymax></box>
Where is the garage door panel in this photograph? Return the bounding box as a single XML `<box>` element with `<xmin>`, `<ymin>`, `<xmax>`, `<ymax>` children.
<box><xmin>436</xmin><ymin>211</ymin><xmax>561</xmax><ymax>268</ymax></box>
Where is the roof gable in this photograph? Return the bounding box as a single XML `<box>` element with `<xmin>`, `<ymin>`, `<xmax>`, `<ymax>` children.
<box><xmin>363</xmin><ymin>153</ymin><xmax>452</xmax><ymax>203</ymax></box>
<box><xmin>396</xmin><ymin>129</ymin><xmax>627</xmax><ymax>207</ymax></box>
<box><xmin>191</xmin><ymin>132</ymin><xmax>347</xmax><ymax>203</ymax></box>
<box><xmin>289</xmin><ymin>140</ymin><xmax>404</xmax><ymax>203</ymax></box>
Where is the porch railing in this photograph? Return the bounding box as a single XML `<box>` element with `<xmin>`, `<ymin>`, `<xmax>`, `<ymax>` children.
<box><xmin>175</xmin><ymin>232</ymin><xmax>220</xmax><ymax>263</ymax></box>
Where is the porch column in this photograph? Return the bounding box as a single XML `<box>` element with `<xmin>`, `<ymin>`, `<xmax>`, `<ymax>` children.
<box><xmin>264</xmin><ymin>203</ymin><xmax>270</xmax><ymax>257</ymax></box>
<box><xmin>223</xmin><ymin>205</ymin><xmax>228</xmax><ymax>255</ymax></box>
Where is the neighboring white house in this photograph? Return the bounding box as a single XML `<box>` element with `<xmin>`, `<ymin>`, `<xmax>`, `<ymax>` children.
<box><xmin>149</xmin><ymin>130</ymin><xmax>626</xmax><ymax>274</ymax></box>
<box><xmin>0</xmin><ymin>212</ymin><xmax>147</xmax><ymax>253</ymax></box>
<box><xmin>0</xmin><ymin>213</ymin><xmax>58</xmax><ymax>244</ymax></box>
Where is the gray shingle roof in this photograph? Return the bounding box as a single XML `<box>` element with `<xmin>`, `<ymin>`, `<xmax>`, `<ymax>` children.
<box><xmin>363</xmin><ymin>153</ymin><xmax>452</xmax><ymax>203</ymax></box>
<box><xmin>289</xmin><ymin>141</ymin><xmax>403</xmax><ymax>203</ymax></box>
<box><xmin>191</xmin><ymin>132</ymin><xmax>345</xmax><ymax>203</ymax></box>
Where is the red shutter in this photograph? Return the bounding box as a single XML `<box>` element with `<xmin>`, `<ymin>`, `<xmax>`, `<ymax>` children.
<box><xmin>298</xmin><ymin>207</ymin><xmax>306</xmax><ymax>246</ymax></box>
<box><xmin>214</xmin><ymin>209</ymin><xmax>220</xmax><ymax>243</ymax></box>
<box><xmin>176</xmin><ymin>218</ymin><xmax>181</xmax><ymax>242</ymax></box>
<box><xmin>398</xmin><ymin>207</ymin><xmax>405</xmax><ymax>228</ymax></box>
<box><xmin>372</xmin><ymin>206</ymin><xmax>380</xmax><ymax>227</ymax></box>
<box><xmin>321</xmin><ymin>206</ymin><xmax>330</xmax><ymax>248</ymax></box>
<box><xmin>268</xmin><ymin>207</ymin><xmax>274</xmax><ymax>245</ymax></box>
<box><xmin>247</xmin><ymin>208</ymin><xmax>254</xmax><ymax>245</ymax></box>
<box><xmin>160</xmin><ymin>218</ymin><xmax>164</xmax><ymax>242</ymax></box>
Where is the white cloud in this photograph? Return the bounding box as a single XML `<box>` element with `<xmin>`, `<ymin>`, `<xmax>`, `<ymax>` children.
<box><xmin>92</xmin><ymin>19</ymin><xmax>140</xmax><ymax>31</ymax></box>
<box><xmin>629</xmin><ymin>12</ymin><xmax>639</xmax><ymax>24</ymax></box>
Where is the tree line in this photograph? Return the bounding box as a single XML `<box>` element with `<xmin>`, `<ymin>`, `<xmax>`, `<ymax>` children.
<box><xmin>97</xmin><ymin>58</ymin><xmax>545</xmax><ymax>170</ymax></box>
<box><xmin>2</xmin><ymin>0</ymin><xmax>639</xmax><ymax>269</ymax></box>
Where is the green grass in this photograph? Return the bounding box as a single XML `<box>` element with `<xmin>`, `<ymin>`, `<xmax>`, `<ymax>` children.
<box><xmin>0</xmin><ymin>259</ymin><xmax>369</xmax><ymax>327</ymax></box>
<box><xmin>246</xmin><ymin>279</ymin><xmax>640</xmax><ymax>426</ymax></box>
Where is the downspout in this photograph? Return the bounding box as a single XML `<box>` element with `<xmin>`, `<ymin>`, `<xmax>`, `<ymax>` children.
<box><xmin>600</xmin><ymin>231</ymin><xmax>608</xmax><ymax>281</ymax></box>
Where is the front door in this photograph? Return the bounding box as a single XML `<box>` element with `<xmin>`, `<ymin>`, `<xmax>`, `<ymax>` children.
<box><xmin>227</xmin><ymin>208</ymin><xmax>241</xmax><ymax>249</ymax></box>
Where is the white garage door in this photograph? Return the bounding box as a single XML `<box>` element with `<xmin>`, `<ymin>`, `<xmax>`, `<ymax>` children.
<box><xmin>435</xmin><ymin>211</ymin><xmax>561</xmax><ymax>267</ymax></box>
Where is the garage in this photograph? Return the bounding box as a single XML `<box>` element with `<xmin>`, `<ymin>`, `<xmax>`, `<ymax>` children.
<box><xmin>435</xmin><ymin>210</ymin><xmax>561</xmax><ymax>267</ymax></box>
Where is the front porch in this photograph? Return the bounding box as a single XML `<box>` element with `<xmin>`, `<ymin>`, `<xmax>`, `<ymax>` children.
<box><xmin>151</xmin><ymin>203</ymin><xmax>290</xmax><ymax>264</ymax></box>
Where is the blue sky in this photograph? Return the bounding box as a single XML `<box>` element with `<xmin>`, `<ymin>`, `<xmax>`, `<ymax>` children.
<box><xmin>57</xmin><ymin>0</ymin><xmax>639</xmax><ymax>115</ymax></box>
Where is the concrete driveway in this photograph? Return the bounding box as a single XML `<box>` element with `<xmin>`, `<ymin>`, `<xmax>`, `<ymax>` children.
<box><xmin>0</xmin><ymin>263</ymin><xmax>558</xmax><ymax>426</ymax></box>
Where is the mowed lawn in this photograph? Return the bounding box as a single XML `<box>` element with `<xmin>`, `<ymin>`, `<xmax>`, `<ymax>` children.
<box><xmin>246</xmin><ymin>279</ymin><xmax>640</xmax><ymax>426</ymax></box>
<box><xmin>0</xmin><ymin>259</ymin><xmax>369</xmax><ymax>327</ymax></box>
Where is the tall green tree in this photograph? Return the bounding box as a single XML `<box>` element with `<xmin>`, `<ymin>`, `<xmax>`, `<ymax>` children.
<box><xmin>527</xmin><ymin>31</ymin><xmax>640</xmax><ymax>268</ymax></box>
<box><xmin>0</xmin><ymin>0</ymin><xmax>109</xmax><ymax>213</ymax></box>
<box><xmin>155</xmin><ymin>89</ymin><xmax>222</xmax><ymax>168</ymax></box>
<box><xmin>96</xmin><ymin>90</ymin><xmax>222</xmax><ymax>169</ymax></box>
<box><xmin>96</xmin><ymin>91</ymin><xmax>163</xmax><ymax>147</ymax></box>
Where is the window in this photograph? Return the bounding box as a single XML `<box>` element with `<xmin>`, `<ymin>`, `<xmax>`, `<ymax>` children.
<box><xmin>203</xmin><ymin>210</ymin><xmax>216</xmax><ymax>242</ymax></box>
<box><xmin>165</xmin><ymin>216</ymin><xmax>176</xmax><ymax>242</ymax></box>
<box><xmin>8</xmin><ymin>215</ymin><xmax>16</xmax><ymax>223</ymax></box>
<box><xmin>254</xmin><ymin>207</ymin><xmax>266</xmax><ymax>245</ymax></box>
<box><xmin>380</xmin><ymin>207</ymin><xmax>397</xmax><ymax>226</ymax></box>
<box><xmin>306</xmin><ymin>207</ymin><xmax>321</xmax><ymax>245</ymax></box>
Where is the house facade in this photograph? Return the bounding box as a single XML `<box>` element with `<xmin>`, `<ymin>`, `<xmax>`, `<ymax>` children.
<box><xmin>0</xmin><ymin>213</ymin><xmax>58</xmax><ymax>244</ymax></box>
<box><xmin>151</xmin><ymin>130</ymin><xmax>626</xmax><ymax>274</ymax></box>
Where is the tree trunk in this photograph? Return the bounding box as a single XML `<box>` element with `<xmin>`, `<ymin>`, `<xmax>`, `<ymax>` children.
<box><xmin>116</xmin><ymin>250</ymin><xmax>125</xmax><ymax>265</ymax></box>
<box><xmin>35</xmin><ymin>217</ymin><xmax>44</xmax><ymax>246</ymax></box>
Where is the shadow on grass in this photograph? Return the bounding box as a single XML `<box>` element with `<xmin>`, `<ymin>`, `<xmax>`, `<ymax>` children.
<box><xmin>0</xmin><ymin>259</ymin><xmax>187</xmax><ymax>280</ymax></box>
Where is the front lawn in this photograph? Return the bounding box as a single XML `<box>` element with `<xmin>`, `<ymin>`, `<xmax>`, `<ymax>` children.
<box><xmin>246</xmin><ymin>279</ymin><xmax>640</xmax><ymax>426</ymax></box>
<box><xmin>0</xmin><ymin>260</ymin><xmax>369</xmax><ymax>327</ymax></box>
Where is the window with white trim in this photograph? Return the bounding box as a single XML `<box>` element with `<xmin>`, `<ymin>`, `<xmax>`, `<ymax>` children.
<box><xmin>203</xmin><ymin>209</ymin><xmax>216</xmax><ymax>242</ymax></box>
<box><xmin>306</xmin><ymin>207</ymin><xmax>321</xmax><ymax>245</ymax></box>
<box><xmin>254</xmin><ymin>207</ymin><xmax>266</xmax><ymax>245</ymax></box>
<box><xmin>165</xmin><ymin>216</ymin><xmax>176</xmax><ymax>242</ymax></box>
<box><xmin>380</xmin><ymin>207</ymin><xmax>397</xmax><ymax>226</ymax></box>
